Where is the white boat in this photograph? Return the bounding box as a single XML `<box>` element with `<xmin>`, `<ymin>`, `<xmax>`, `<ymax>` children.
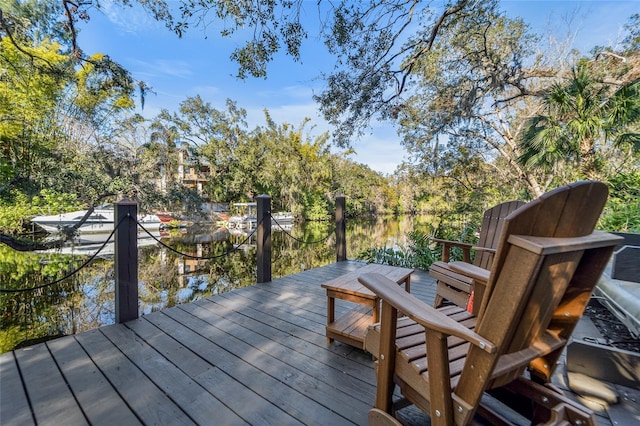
<box><xmin>226</xmin><ymin>202</ymin><xmax>257</xmax><ymax>230</ymax></box>
<box><xmin>39</xmin><ymin>232</ymin><xmax>161</xmax><ymax>257</ymax></box>
<box><xmin>31</xmin><ymin>204</ymin><xmax>162</xmax><ymax>234</ymax></box>
<box><xmin>270</xmin><ymin>211</ymin><xmax>294</xmax><ymax>225</ymax></box>
<box><xmin>225</xmin><ymin>202</ymin><xmax>294</xmax><ymax>230</ymax></box>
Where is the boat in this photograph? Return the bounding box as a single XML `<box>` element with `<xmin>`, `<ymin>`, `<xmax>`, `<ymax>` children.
<box><xmin>270</xmin><ymin>211</ymin><xmax>294</xmax><ymax>227</ymax></box>
<box><xmin>226</xmin><ymin>202</ymin><xmax>257</xmax><ymax>230</ymax></box>
<box><xmin>225</xmin><ymin>202</ymin><xmax>294</xmax><ymax>230</ymax></box>
<box><xmin>155</xmin><ymin>212</ymin><xmax>192</xmax><ymax>229</ymax></box>
<box><xmin>31</xmin><ymin>204</ymin><xmax>162</xmax><ymax>234</ymax></box>
<box><xmin>39</xmin><ymin>231</ymin><xmax>161</xmax><ymax>257</ymax></box>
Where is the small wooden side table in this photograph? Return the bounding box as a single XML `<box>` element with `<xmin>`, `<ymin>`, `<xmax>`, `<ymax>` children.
<box><xmin>322</xmin><ymin>263</ymin><xmax>414</xmax><ymax>349</ymax></box>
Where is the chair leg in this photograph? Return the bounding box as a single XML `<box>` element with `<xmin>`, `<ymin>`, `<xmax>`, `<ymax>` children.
<box><xmin>433</xmin><ymin>293</ymin><xmax>444</xmax><ymax>308</ymax></box>
<box><xmin>369</xmin><ymin>408</ymin><xmax>403</xmax><ymax>426</ymax></box>
<box><xmin>375</xmin><ymin>301</ymin><xmax>398</xmax><ymax>411</ymax></box>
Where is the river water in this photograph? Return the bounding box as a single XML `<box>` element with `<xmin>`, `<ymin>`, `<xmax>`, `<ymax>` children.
<box><xmin>0</xmin><ymin>215</ymin><xmax>440</xmax><ymax>352</ymax></box>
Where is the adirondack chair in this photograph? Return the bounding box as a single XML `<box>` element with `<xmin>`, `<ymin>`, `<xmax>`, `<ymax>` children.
<box><xmin>430</xmin><ymin>200</ymin><xmax>525</xmax><ymax>314</ymax></box>
<box><xmin>361</xmin><ymin>181</ymin><xmax>622</xmax><ymax>426</ymax></box>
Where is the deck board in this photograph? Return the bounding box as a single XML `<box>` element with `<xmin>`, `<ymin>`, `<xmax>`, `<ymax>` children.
<box><xmin>125</xmin><ymin>316</ymin><xmax>278</xmax><ymax>426</ymax></box>
<box><xmin>1</xmin><ymin>261</ymin><xmax>438</xmax><ymax>425</ymax></box>
<box><xmin>0</xmin><ymin>352</ymin><xmax>34</xmax><ymax>425</ymax></box>
<box><xmin>14</xmin><ymin>341</ymin><xmax>88</xmax><ymax>425</ymax></box>
<box><xmin>197</xmin><ymin>296</ymin><xmax>376</xmax><ymax>385</ymax></box>
<box><xmin>46</xmin><ymin>336</ymin><xmax>141</xmax><ymax>425</ymax></box>
<box><xmin>101</xmin><ymin>323</ymin><xmax>246</xmax><ymax>425</ymax></box>
<box><xmin>76</xmin><ymin>328</ymin><xmax>196</xmax><ymax>425</ymax></box>
<box><xmin>148</xmin><ymin>309</ymin><xmax>354</xmax><ymax>425</ymax></box>
<box><xmin>181</xmin><ymin>302</ymin><xmax>376</xmax><ymax>407</ymax></box>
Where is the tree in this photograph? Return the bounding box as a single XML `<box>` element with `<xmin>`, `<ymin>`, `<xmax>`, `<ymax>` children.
<box><xmin>149</xmin><ymin>96</ymin><xmax>393</xmax><ymax>217</ymax></box>
<box><xmin>152</xmin><ymin>97</ymin><xmax>248</xmax><ymax>202</ymax></box>
<box><xmin>146</xmin><ymin>118</ymin><xmax>181</xmax><ymax>194</ymax></box>
<box><xmin>519</xmin><ymin>59</ymin><xmax>640</xmax><ymax>179</ymax></box>
<box><xmin>0</xmin><ymin>36</ymin><xmax>72</xmax><ymax>194</ymax></box>
<box><xmin>380</xmin><ymin>2</ymin><xmax>559</xmax><ymax>199</ymax></box>
<box><xmin>13</xmin><ymin>1</ymin><xmax>476</xmax><ymax>138</ymax></box>
<box><xmin>1</xmin><ymin>1</ymin><xmax>145</xmax><ymax>205</ymax></box>
<box><xmin>249</xmin><ymin>114</ymin><xmax>334</xmax><ymax>218</ymax></box>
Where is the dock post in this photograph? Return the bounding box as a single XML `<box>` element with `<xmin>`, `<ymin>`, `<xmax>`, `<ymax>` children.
<box><xmin>256</xmin><ymin>195</ymin><xmax>272</xmax><ymax>283</ymax></box>
<box><xmin>336</xmin><ymin>195</ymin><xmax>347</xmax><ymax>262</ymax></box>
<box><xmin>115</xmin><ymin>199</ymin><xmax>139</xmax><ymax>323</ymax></box>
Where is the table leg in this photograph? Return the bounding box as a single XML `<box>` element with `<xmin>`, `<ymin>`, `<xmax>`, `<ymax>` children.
<box><xmin>327</xmin><ymin>295</ymin><xmax>335</xmax><ymax>344</ymax></box>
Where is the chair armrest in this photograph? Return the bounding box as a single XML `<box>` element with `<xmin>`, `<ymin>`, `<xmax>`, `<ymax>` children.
<box><xmin>431</xmin><ymin>238</ymin><xmax>473</xmax><ymax>262</ymax></box>
<box><xmin>448</xmin><ymin>262</ymin><xmax>490</xmax><ymax>283</ymax></box>
<box><xmin>358</xmin><ymin>273</ymin><xmax>495</xmax><ymax>353</ymax></box>
<box><xmin>431</xmin><ymin>238</ymin><xmax>474</xmax><ymax>249</ymax></box>
<box><xmin>471</xmin><ymin>246</ymin><xmax>495</xmax><ymax>255</ymax></box>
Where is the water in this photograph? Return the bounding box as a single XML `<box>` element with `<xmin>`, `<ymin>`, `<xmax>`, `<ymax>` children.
<box><xmin>0</xmin><ymin>215</ymin><xmax>437</xmax><ymax>352</ymax></box>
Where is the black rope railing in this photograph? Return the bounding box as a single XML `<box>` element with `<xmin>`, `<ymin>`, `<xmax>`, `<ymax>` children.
<box><xmin>270</xmin><ymin>213</ymin><xmax>336</xmax><ymax>244</ymax></box>
<box><xmin>137</xmin><ymin>216</ymin><xmax>264</xmax><ymax>260</ymax></box>
<box><xmin>1</xmin><ymin>210</ymin><xmax>338</xmax><ymax>292</ymax></box>
<box><xmin>0</xmin><ymin>216</ymin><xmax>128</xmax><ymax>293</ymax></box>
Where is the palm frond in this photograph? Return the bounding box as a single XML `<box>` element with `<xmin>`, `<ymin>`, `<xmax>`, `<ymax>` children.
<box><xmin>614</xmin><ymin>132</ymin><xmax>640</xmax><ymax>151</ymax></box>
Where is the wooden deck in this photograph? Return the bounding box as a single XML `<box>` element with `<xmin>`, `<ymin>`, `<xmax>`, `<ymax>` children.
<box><xmin>0</xmin><ymin>261</ymin><xmax>620</xmax><ymax>425</ymax></box>
<box><xmin>0</xmin><ymin>261</ymin><xmax>434</xmax><ymax>425</ymax></box>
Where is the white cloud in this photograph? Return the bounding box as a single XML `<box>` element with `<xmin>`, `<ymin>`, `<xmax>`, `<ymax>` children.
<box><xmin>350</xmin><ymin>132</ymin><xmax>405</xmax><ymax>175</ymax></box>
<box><xmin>191</xmin><ymin>85</ymin><xmax>223</xmax><ymax>99</ymax></box>
<box><xmin>99</xmin><ymin>1</ymin><xmax>164</xmax><ymax>34</ymax></box>
<box><xmin>131</xmin><ymin>59</ymin><xmax>193</xmax><ymax>79</ymax></box>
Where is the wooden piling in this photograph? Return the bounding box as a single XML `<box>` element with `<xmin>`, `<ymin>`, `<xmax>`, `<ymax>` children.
<box><xmin>256</xmin><ymin>195</ymin><xmax>272</xmax><ymax>283</ymax></box>
<box><xmin>115</xmin><ymin>200</ymin><xmax>139</xmax><ymax>323</ymax></box>
<box><xmin>336</xmin><ymin>195</ymin><xmax>346</xmax><ymax>262</ymax></box>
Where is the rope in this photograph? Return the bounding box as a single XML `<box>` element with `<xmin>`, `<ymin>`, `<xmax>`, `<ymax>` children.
<box><xmin>0</xmin><ymin>216</ymin><xmax>127</xmax><ymax>293</ymax></box>
<box><xmin>137</xmin><ymin>216</ymin><xmax>264</xmax><ymax>260</ymax></box>
<box><xmin>270</xmin><ymin>213</ymin><xmax>336</xmax><ymax>244</ymax></box>
<box><xmin>1</xmin><ymin>212</ymin><xmax>337</xmax><ymax>293</ymax></box>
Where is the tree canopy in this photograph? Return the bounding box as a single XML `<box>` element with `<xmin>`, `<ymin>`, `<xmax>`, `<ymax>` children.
<box><xmin>1</xmin><ymin>0</ymin><xmax>639</xmax><ymax>234</ymax></box>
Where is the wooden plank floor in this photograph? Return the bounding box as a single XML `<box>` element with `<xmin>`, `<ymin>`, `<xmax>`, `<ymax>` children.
<box><xmin>0</xmin><ymin>261</ymin><xmax>617</xmax><ymax>425</ymax></box>
<box><xmin>0</xmin><ymin>261</ymin><xmax>436</xmax><ymax>426</ymax></box>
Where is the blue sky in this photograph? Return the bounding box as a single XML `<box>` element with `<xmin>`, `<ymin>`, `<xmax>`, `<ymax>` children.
<box><xmin>77</xmin><ymin>1</ymin><xmax>638</xmax><ymax>174</ymax></box>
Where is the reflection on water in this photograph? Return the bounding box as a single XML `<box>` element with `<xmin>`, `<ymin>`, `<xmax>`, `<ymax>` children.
<box><xmin>0</xmin><ymin>215</ymin><xmax>435</xmax><ymax>351</ymax></box>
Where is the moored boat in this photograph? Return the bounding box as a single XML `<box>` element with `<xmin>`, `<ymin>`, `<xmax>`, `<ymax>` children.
<box><xmin>31</xmin><ymin>204</ymin><xmax>162</xmax><ymax>234</ymax></box>
<box><xmin>225</xmin><ymin>202</ymin><xmax>294</xmax><ymax>230</ymax></box>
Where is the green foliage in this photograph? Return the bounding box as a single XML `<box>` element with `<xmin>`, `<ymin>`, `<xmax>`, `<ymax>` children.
<box><xmin>75</xmin><ymin>53</ymin><xmax>136</xmax><ymax>116</ymax></box>
<box><xmin>301</xmin><ymin>192</ymin><xmax>330</xmax><ymax>221</ymax></box>
<box><xmin>600</xmin><ymin>172</ymin><xmax>640</xmax><ymax>233</ymax></box>
<box><xmin>30</xmin><ymin>189</ymin><xmax>82</xmax><ymax>213</ymax></box>
<box><xmin>623</xmin><ymin>14</ymin><xmax>640</xmax><ymax>52</ymax></box>
<box><xmin>153</xmin><ymin>97</ymin><xmax>388</xmax><ymax>219</ymax></box>
<box><xmin>357</xmin><ymin>221</ymin><xmax>479</xmax><ymax>270</ymax></box>
<box><xmin>0</xmin><ymin>189</ymin><xmax>81</xmax><ymax>234</ymax></box>
<box><xmin>519</xmin><ymin>64</ymin><xmax>640</xmax><ymax>178</ymax></box>
<box><xmin>0</xmin><ymin>326</ymin><xmax>23</xmax><ymax>353</ymax></box>
<box><xmin>0</xmin><ymin>36</ymin><xmax>70</xmax><ymax>191</ymax></box>
<box><xmin>0</xmin><ymin>190</ymin><xmax>28</xmax><ymax>231</ymax></box>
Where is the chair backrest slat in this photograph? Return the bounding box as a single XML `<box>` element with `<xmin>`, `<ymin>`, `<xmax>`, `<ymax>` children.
<box><xmin>474</xmin><ymin>200</ymin><xmax>525</xmax><ymax>269</ymax></box>
<box><xmin>478</xmin><ymin>181</ymin><xmax>608</xmax><ymax>317</ymax></box>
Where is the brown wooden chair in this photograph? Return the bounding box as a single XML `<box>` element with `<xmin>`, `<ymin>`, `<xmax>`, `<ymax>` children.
<box><xmin>430</xmin><ymin>200</ymin><xmax>525</xmax><ymax>314</ymax></box>
<box><xmin>361</xmin><ymin>181</ymin><xmax>622</xmax><ymax>426</ymax></box>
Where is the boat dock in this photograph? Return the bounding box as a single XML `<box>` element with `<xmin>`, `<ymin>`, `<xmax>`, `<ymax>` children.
<box><xmin>0</xmin><ymin>261</ymin><xmax>629</xmax><ymax>425</ymax></box>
